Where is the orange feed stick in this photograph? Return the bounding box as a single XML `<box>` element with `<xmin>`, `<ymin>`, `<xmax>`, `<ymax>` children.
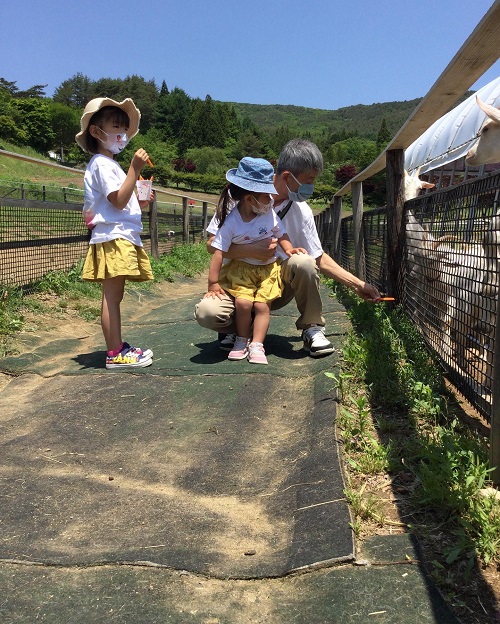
<box><xmin>147</xmin><ymin>158</ymin><xmax>154</xmax><ymax>167</ymax></box>
<box><xmin>378</xmin><ymin>297</ymin><xmax>395</xmax><ymax>301</ymax></box>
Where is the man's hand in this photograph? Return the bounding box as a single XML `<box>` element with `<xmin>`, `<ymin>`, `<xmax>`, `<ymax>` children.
<box><xmin>355</xmin><ymin>282</ymin><xmax>381</xmax><ymax>301</ymax></box>
<box><xmin>286</xmin><ymin>247</ymin><xmax>307</xmax><ymax>256</ymax></box>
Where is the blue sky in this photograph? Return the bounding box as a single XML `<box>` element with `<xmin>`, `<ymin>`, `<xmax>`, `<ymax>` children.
<box><xmin>2</xmin><ymin>0</ymin><xmax>500</xmax><ymax>111</ymax></box>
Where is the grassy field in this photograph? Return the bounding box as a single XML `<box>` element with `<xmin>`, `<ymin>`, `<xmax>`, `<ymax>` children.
<box><xmin>0</xmin><ymin>142</ymin><xmax>219</xmax><ymax>210</ymax></box>
<box><xmin>331</xmin><ymin>283</ymin><xmax>500</xmax><ymax>624</ymax></box>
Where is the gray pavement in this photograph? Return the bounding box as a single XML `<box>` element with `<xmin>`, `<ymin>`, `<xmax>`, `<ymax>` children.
<box><xmin>0</xmin><ymin>278</ymin><xmax>460</xmax><ymax>623</ymax></box>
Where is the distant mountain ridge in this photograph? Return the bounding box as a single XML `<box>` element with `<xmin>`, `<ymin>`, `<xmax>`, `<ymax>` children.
<box><xmin>225</xmin><ymin>98</ymin><xmax>423</xmax><ymax>140</ymax></box>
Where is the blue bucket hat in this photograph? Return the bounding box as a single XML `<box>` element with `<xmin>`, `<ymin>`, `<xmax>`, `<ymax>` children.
<box><xmin>226</xmin><ymin>157</ymin><xmax>277</xmax><ymax>194</ymax></box>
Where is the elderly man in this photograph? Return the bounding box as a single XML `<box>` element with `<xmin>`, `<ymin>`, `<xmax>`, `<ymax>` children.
<box><xmin>195</xmin><ymin>139</ymin><xmax>380</xmax><ymax>356</ymax></box>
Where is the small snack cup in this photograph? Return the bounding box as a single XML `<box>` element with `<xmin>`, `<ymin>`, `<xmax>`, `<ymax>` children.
<box><xmin>136</xmin><ymin>179</ymin><xmax>152</xmax><ymax>201</ymax></box>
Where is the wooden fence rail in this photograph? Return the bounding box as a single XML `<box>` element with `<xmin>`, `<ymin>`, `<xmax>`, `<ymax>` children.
<box><xmin>0</xmin><ymin>186</ymin><xmax>214</xmax><ymax>293</ymax></box>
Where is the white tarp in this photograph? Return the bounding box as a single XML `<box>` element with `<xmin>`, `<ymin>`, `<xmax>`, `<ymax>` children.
<box><xmin>404</xmin><ymin>76</ymin><xmax>500</xmax><ymax>174</ymax></box>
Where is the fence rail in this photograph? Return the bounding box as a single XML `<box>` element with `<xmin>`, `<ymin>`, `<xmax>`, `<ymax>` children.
<box><xmin>0</xmin><ymin>184</ymin><xmax>214</xmax><ymax>292</ymax></box>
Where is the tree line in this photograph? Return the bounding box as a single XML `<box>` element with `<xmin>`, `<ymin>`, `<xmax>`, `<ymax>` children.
<box><xmin>0</xmin><ymin>74</ymin><xmax>395</xmax><ymax>204</ymax></box>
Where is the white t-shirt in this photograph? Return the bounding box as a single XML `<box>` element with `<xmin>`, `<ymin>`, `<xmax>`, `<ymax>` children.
<box><xmin>84</xmin><ymin>154</ymin><xmax>144</xmax><ymax>246</ymax></box>
<box><xmin>206</xmin><ymin>198</ymin><xmax>324</xmax><ymax>261</ymax></box>
<box><xmin>211</xmin><ymin>205</ymin><xmax>286</xmax><ymax>266</ymax></box>
<box><xmin>272</xmin><ymin>199</ymin><xmax>324</xmax><ymax>260</ymax></box>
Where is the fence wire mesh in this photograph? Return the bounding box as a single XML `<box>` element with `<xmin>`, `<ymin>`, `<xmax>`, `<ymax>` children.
<box><xmin>0</xmin><ymin>185</ymin><xmax>212</xmax><ymax>293</ymax></box>
<box><xmin>404</xmin><ymin>172</ymin><xmax>500</xmax><ymax>421</ymax></box>
<box><xmin>318</xmin><ymin>171</ymin><xmax>500</xmax><ymax>422</ymax></box>
<box><xmin>362</xmin><ymin>208</ymin><xmax>387</xmax><ymax>294</ymax></box>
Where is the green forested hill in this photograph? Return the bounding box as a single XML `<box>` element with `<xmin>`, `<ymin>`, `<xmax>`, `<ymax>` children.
<box><xmin>227</xmin><ymin>98</ymin><xmax>423</xmax><ymax>140</ymax></box>
<box><xmin>1</xmin><ymin>73</ymin><xmax>476</xmax><ymax>206</ymax></box>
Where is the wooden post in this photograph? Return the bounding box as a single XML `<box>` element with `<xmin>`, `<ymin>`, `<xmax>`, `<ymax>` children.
<box><xmin>182</xmin><ymin>196</ymin><xmax>189</xmax><ymax>243</ymax></box>
<box><xmin>149</xmin><ymin>191</ymin><xmax>159</xmax><ymax>259</ymax></box>
<box><xmin>386</xmin><ymin>149</ymin><xmax>405</xmax><ymax>298</ymax></box>
<box><xmin>490</xmin><ymin>289</ymin><xmax>500</xmax><ymax>484</ymax></box>
<box><xmin>317</xmin><ymin>211</ymin><xmax>325</xmax><ymax>246</ymax></box>
<box><xmin>321</xmin><ymin>208</ymin><xmax>331</xmax><ymax>254</ymax></box>
<box><xmin>351</xmin><ymin>181</ymin><xmax>365</xmax><ymax>280</ymax></box>
<box><xmin>202</xmin><ymin>201</ymin><xmax>208</xmax><ymax>240</ymax></box>
<box><xmin>331</xmin><ymin>196</ymin><xmax>343</xmax><ymax>263</ymax></box>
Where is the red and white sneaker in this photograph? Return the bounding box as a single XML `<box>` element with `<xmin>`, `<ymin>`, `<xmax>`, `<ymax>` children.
<box><xmin>122</xmin><ymin>341</ymin><xmax>153</xmax><ymax>359</ymax></box>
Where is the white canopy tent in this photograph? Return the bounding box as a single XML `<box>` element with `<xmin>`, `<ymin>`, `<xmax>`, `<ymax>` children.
<box><xmin>404</xmin><ymin>76</ymin><xmax>500</xmax><ymax>174</ymax></box>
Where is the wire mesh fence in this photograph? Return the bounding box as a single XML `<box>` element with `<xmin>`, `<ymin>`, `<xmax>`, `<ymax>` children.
<box><xmin>318</xmin><ymin>171</ymin><xmax>500</xmax><ymax>423</ymax></box>
<box><xmin>0</xmin><ymin>184</ymin><xmax>213</xmax><ymax>293</ymax></box>
<box><xmin>404</xmin><ymin>172</ymin><xmax>500</xmax><ymax>420</ymax></box>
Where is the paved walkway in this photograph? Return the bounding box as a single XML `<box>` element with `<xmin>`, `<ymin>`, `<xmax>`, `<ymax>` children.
<box><xmin>0</xmin><ymin>277</ymin><xmax>459</xmax><ymax>623</ymax></box>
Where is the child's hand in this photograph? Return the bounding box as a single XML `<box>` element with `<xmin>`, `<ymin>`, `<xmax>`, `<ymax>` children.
<box><xmin>138</xmin><ymin>188</ymin><xmax>154</xmax><ymax>209</ymax></box>
<box><xmin>131</xmin><ymin>148</ymin><xmax>150</xmax><ymax>174</ymax></box>
<box><xmin>286</xmin><ymin>247</ymin><xmax>308</xmax><ymax>256</ymax></box>
<box><xmin>204</xmin><ymin>283</ymin><xmax>226</xmax><ymax>299</ymax></box>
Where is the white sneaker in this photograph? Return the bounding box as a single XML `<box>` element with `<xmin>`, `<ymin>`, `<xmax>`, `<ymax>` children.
<box><xmin>302</xmin><ymin>325</ymin><xmax>334</xmax><ymax>357</ymax></box>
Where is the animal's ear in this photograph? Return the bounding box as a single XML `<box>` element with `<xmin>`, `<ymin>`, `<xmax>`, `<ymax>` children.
<box><xmin>421</xmin><ymin>181</ymin><xmax>435</xmax><ymax>189</ymax></box>
<box><xmin>476</xmin><ymin>96</ymin><xmax>500</xmax><ymax>123</ymax></box>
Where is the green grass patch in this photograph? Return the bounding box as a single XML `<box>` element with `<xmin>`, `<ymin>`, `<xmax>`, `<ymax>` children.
<box><xmin>327</xmin><ymin>282</ymin><xmax>500</xmax><ymax>576</ymax></box>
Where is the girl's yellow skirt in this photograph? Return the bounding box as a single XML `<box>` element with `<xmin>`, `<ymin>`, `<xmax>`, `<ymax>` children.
<box><xmin>82</xmin><ymin>238</ymin><xmax>153</xmax><ymax>282</ymax></box>
<box><xmin>219</xmin><ymin>259</ymin><xmax>282</xmax><ymax>303</ymax></box>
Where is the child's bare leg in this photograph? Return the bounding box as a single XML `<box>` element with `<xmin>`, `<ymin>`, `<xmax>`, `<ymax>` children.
<box><xmin>101</xmin><ymin>276</ymin><xmax>126</xmax><ymax>351</ymax></box>
<box><xmin>251</xmin><ymin>302</ymin><xmax>271</xmax><ymax>344</ymax></box>
<box><xmin>234</xmin><ymin>298</ymin><xmax>254</xmax><ymax>338</ymax></box>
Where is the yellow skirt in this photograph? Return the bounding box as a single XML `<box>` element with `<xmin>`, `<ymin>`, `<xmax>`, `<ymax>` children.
<box><xmin>219</xmin><ymin>259</ymin><xmax>283</xmax><ymax>303</ymax></box>
<box><xmin>82</xmin><ymin>238</ymin><xmax>154</xmax><ymax>282</ymax></box>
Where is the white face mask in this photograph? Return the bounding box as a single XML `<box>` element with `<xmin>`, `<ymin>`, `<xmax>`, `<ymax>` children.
<box><xmin>98</xmin><ymin>130</ymin><xmax>129</xmax><ymax>154</ymax></box>
<box><xmin>251</xmin><ymin>195</ymin><xmax>273</xmax><ymax>215</ymax></box>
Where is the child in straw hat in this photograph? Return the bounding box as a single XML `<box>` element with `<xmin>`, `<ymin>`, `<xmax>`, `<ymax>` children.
<box><xmin>76</xmin><ymin>97</ymin><xmax>154</xmax><ymax>369</ymax></box>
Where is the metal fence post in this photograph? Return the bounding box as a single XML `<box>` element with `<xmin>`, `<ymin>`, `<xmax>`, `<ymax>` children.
<box><xmin>489</xmin><ymin>288</ymin><xmax>500</xmax><ymax>484</ymax></box>
<box><xmin>331</xmin><ymin>196</ymin><xmax>343</xmax><ymax>263</ymax></box>
<box><xmin>202</xmin><ymin>201</ymin><xmax>208</xmax><ymax>240</ymax></box>
<box><xmin>386</xmin><ymin>149</ymin><xmax>405</xmax><ymax>298</ymax></box>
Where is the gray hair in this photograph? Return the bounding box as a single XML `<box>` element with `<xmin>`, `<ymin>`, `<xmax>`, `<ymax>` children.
<box><xmin>276</xmin><ymin>139</ymin><xmax>324</xmax><ymax>175</ymax></box>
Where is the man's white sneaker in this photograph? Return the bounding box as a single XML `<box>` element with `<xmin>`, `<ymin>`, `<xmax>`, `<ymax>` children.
<box><xmin>302</xmin><ymin>325</ymin><xmax>334</xmax><ymax>357</ymax></box>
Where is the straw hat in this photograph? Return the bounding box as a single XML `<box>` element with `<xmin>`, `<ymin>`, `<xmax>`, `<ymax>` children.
<box><xmin>75</xmin><ymin>97</ymin><xmax>141</xmax><ymax>152</ymax></box>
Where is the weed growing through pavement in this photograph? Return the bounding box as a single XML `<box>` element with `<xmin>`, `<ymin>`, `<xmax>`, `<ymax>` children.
<box><xmin>326</xmin><ymin>281</ymin><xmax>500</xmax><ymax>607</ymax></box>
